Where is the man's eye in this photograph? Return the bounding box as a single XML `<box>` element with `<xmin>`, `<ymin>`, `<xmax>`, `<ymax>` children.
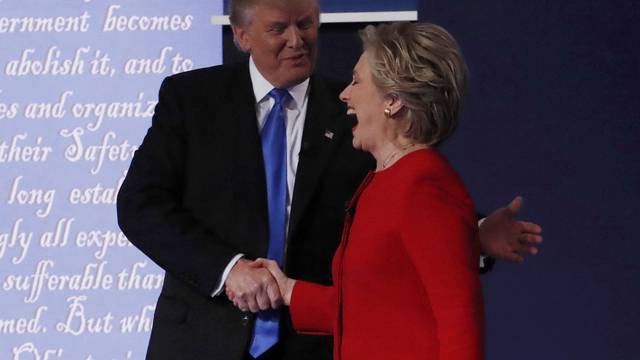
<box><xmin>269</xmin><ymin>25</ymin><xmax>286</xmax><ymax>33</ymax></box>
<box><xmin>298</xmin><ymin>20</ymin><xmax>313</xmax><ymax>29</ymax></box>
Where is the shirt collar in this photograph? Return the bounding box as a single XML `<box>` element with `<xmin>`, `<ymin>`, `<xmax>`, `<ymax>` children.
<box><xmin>249</xmin><ymin>56</ymin><xmax>309</xmax><ymax>109</ymax></box>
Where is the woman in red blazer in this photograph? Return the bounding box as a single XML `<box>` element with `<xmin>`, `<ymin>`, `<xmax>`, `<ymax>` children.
<box><xmin>239</xmin><ymin>22</ymin><xmax>484</xmax><ymax>360</ymax></box>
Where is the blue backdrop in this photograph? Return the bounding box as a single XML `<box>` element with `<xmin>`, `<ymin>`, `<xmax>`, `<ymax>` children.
<box><xmin>0</xmin><ymin>1</ymin><xmax>222</xmax><ymax>358</ymax></box>
<box><xmin>222</xmin><ymin>0</ymin><xmax>417</xmax><ymax>13</ymax></box>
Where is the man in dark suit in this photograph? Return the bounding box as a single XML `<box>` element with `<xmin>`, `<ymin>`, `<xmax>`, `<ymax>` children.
<box><xmin>117</xmin><ymin>0</ymin><xmax>542</xmax><ymax>359</ymax></box>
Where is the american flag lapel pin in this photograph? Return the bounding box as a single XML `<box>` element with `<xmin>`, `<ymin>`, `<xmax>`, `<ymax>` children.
<box><xmin>324</xmin><ymin>130</ymin><xmax>334</xmax><ymax>140</ymax></box>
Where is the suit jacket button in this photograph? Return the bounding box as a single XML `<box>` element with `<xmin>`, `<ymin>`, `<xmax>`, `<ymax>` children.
<box><xmin>242</xmin><ymin>314</ymin><xmax>250</xmax><ymax>325</ymax></box>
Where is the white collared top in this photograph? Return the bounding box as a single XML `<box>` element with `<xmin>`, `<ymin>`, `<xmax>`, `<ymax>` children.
<box><xmin>213</xmin><ymin>57</ymin><xmax>311</xmax><ymax>296</ymax></box>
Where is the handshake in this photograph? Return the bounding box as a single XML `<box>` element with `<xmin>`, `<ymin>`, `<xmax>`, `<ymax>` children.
<box><xmin>224</xmin><ymin>258</ymin><xmax>296</xmax><ymax>313</ymax></box>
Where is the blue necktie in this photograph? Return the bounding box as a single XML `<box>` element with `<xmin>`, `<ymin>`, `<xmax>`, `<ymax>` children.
<box><xmin>249</xmin><ymin>88</ymin><xmax>291</xmax><ymax>358</ymax></box>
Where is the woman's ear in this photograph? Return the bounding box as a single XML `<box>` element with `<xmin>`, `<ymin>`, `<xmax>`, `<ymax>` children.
<box><xmin>384</xmin><ymin>94</ymin><xmax>404</xmax><ymax>117</ymax></box>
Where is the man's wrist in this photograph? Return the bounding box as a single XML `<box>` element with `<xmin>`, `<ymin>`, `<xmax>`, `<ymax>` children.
<box><xmin>212</xmin><ymin>253</ymin><xmax>245</xmax><ymax>297</ymax></box>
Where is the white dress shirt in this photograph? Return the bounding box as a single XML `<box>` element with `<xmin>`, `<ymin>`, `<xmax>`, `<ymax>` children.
<box><xmin>212</xmin><ymin>57</ymin><xmax>310</xmax><ymax>296</ymax></box>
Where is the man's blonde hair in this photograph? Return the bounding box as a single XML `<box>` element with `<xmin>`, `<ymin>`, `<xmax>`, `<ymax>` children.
<box><xmin>228</xmin><ymin>0</ymin><xmax>319</xmax><ymax>27</ymax></box>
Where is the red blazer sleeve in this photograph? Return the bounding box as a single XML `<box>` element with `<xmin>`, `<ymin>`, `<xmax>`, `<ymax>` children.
<box><xmin>400</xmin><ymin>180</ymin><xmax>485</xmax><ymax>360</ymax></box>
<box><xmin>290</xmin><ymin>280</ymin><xmax>337</xmax><ymax>335</ymax></box>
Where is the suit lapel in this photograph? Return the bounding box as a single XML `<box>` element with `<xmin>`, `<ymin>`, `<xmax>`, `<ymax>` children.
<box><xmin>217</xmin><ymin>63</ymin><xmax>269</xmax><ymax>254</ymax></box>
<box><xmin>288</xmin><ymin>76</ymin><xmax>348</xmax><ymax>240</ymax></box>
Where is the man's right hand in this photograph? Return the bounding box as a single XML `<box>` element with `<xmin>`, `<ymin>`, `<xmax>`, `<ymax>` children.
<box><xmin>252</xmin><ymin>258</ymin><xmax>296</xmax><ymax>306</ymax></box>
<box><xmin>224</xmin><ymin>259</ymin><xmax>283</xmax><ymax>313</ymax></box>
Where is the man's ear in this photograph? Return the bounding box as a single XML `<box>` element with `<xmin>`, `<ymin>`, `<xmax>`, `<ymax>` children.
<box><xmin>232</xmin><ymin>25</ymin><xmax>251</xmax><ymax>52</ymax></box>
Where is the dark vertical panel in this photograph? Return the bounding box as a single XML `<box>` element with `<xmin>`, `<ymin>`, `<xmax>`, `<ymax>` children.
<box><xmin>421</xmin><ymin>1</ymin><xmax>640</xmax><ymax>359</ymax></box>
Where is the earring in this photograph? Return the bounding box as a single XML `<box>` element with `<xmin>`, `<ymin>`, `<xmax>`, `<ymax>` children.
<box><xmin>384</xmin><ymin>108</ymin><xmax>391</xmax><ymax>117</ymax></box>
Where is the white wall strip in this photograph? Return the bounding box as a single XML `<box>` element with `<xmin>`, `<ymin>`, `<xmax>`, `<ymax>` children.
<box><xmin>211</xmin><ymin>11</ymin><xmax>418</xmax><ymax>26</ymax></box>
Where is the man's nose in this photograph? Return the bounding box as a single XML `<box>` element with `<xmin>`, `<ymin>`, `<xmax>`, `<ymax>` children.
<box><xmin>285</xmin><ymin>26</ymin><xmax>303</xmax><ymax>48</ymax></box>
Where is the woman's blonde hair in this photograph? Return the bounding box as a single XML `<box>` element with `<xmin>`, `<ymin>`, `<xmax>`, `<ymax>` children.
<box><xmin>360</xmin><ymin>22</ymin><xmax>468</xmax><ymax>146</ymax></box>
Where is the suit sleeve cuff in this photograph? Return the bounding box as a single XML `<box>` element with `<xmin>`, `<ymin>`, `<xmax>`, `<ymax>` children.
<box><xmin>211</xmin><ymin>253</ymin><xmax>244</xmax><ymax>297</ymax></box>
<box><xmin>476</xmin><ymin>217</ymin><xmax>495</xmax><ymax>273</ymax></box>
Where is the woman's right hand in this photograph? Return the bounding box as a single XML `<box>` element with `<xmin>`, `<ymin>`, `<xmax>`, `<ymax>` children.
<box><xmin>251</xmin><ymin>258</ymin><xmax>296</xmax><ymax>306</ymax></box>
